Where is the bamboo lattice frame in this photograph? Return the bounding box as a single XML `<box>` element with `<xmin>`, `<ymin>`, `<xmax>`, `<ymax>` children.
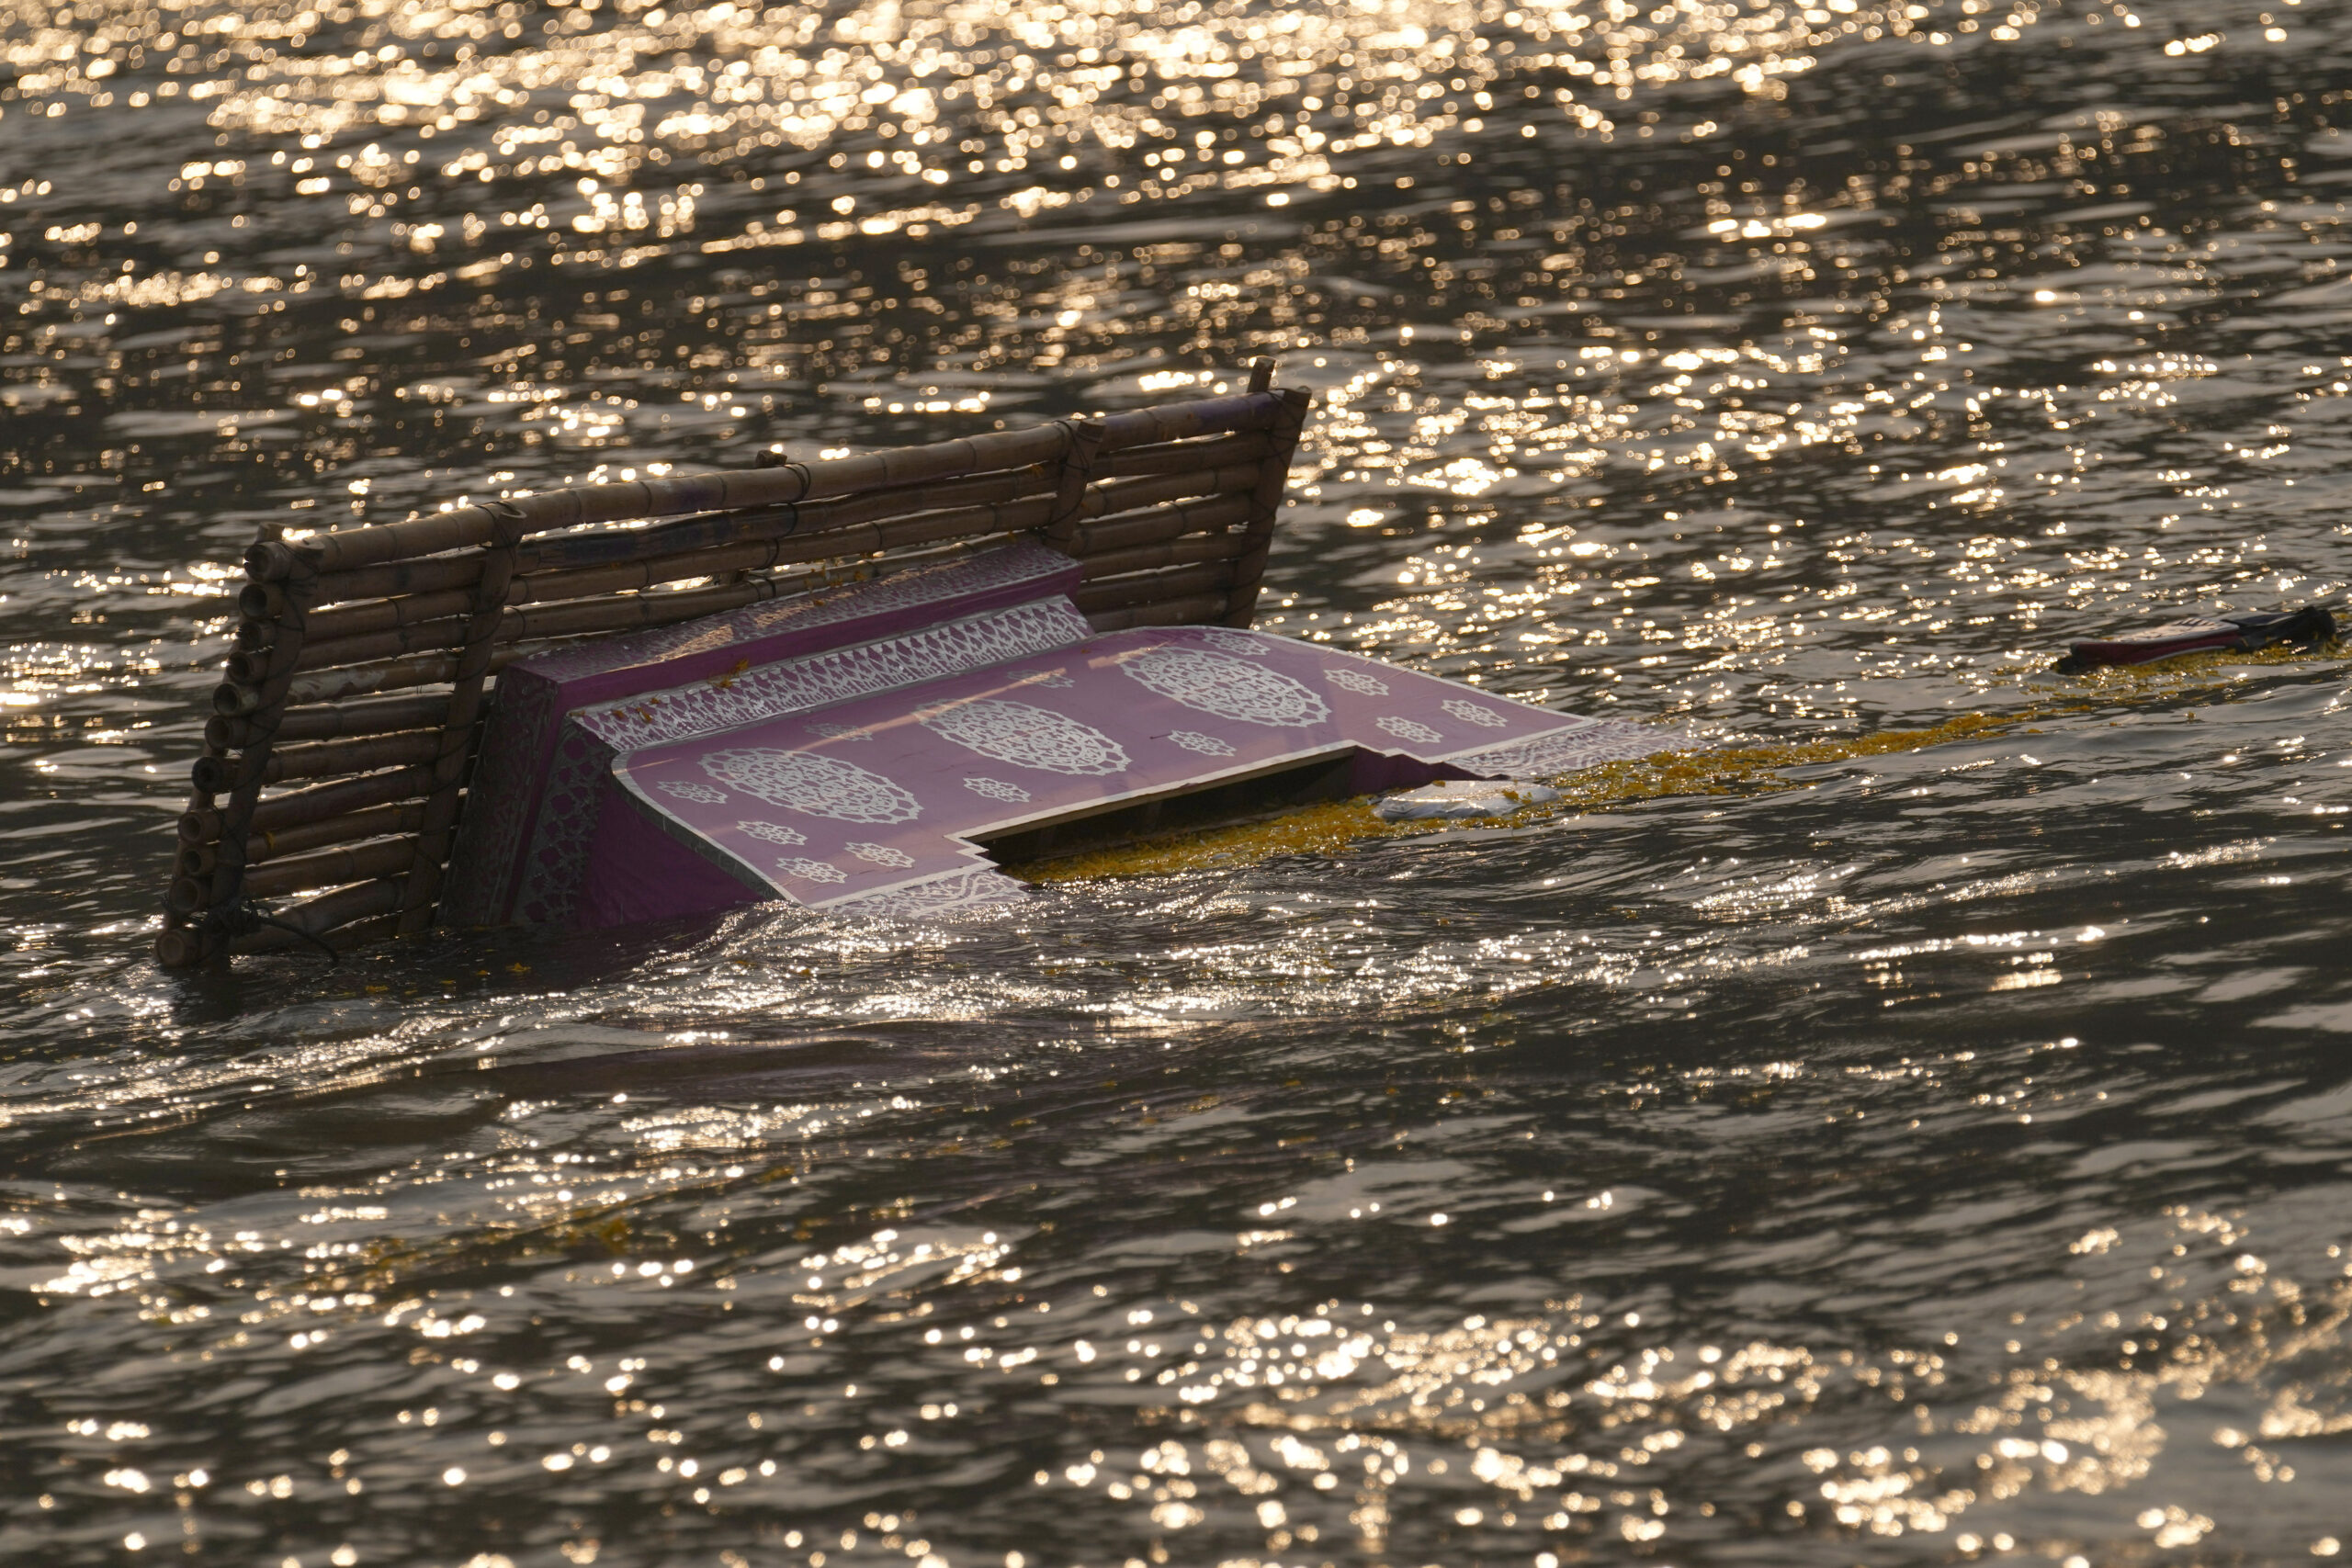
<box><xmin>157</xmin><ymin>369</ymin><xmax>1312</xmax><ymax>967</ymax></box>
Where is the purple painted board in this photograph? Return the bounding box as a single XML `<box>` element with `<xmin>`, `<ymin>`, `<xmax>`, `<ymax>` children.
<box><xmin>593</xmin><ymin>624</ymin><xmax>1663</xmax><ymax>922</ymax></box>
<box><xmin>513</xmin><ymin>596</ymin><xmax>1092</xmax><ymax>927</ymax></box>
<box><xmin>577</xmin><ymin>775</ymin><xmax>766</xmax><ymax>930</ymax></box>
<box><xmin>440</xmin><ymin>539</ymin><xmax>1081</xmax><ymax>927</ymax></box>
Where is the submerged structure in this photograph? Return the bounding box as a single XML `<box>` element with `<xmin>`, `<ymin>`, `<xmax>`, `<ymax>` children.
<box><xmin>156</xmin><ymin>369</ymin><xmax>1657</xmax><ymax>965</ymax></box>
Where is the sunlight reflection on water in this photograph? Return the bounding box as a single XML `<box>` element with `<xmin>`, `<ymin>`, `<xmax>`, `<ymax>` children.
<box><xmin>5</xmin><ymin>0</ymin><xmax>2352</xmax><ymax>1560</ymax></box>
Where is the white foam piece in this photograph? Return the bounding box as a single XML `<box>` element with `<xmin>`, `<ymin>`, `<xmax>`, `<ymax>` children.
<box><xmin>1374</xmin><ymin>779</ymin><xmax>1561</xmax><ymax>822</ymax></box>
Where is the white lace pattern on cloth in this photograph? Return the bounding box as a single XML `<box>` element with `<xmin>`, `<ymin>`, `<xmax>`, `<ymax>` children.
<box><xmin>515</xmin><ymin>538</ymin><xmax>1079</xmax><ymax>682</ymax></box>
<box><xmin>573</xmin><ymin>598</ymin><xmax>1091</xmax><ymax>752</ymax></box>
<box><xmin>1442</xmin><ymin>698</ymin><xmax>1511</xmax><ymax>728</ymax></box>
<box><xmin>737</xmin><ymin>819</ymin><xmax>807</xmax><ymax>846</ymax></box>
<box><xmin>963</xmin><ymin>777</ymin><xmax>1030</xmax><ymax>803</ymax></box>
<box><xmin>827</xmin><ymin>866</ymin><xmax>1029</xmax><ymax>919</ymax></box>
<box><xmin>502</xmin><ymin>598</ymin><xmax>1089</xmax><ymax>927</ymax></box>
<box><xmin>702</xmin><ymin>749</ymin><xmax>922</xmax><ymax>824</ymax></box>
<box><xmin>918</xmin><ymin>697</ymin><xmax>1130</xmax><ymax>776</ymax></box>
<box><xmin>1374</xmin><ymin>716</ymin><xmax>1444</xmax><ymax>745</ymax></box>
<box><xmin>1115</xmin><ymin>647</ymin><xmax>1330</xmax><ymax>728</ymax></box>
<box><xmin>658</xmin><ymin>780</ymin><xmax>729</xmax><ymax>805</ymax></box>
<box><xmin>844</xmin><ymin>841</ymin><xmax>916</xmax><ymax>867</ymax></box>
<box><xmin>1165</xmin><ymin>730</ymin><xmax>1236</xmax><ymax>756</ymax></box>
<box><xmin>496</xmin><ymin>594</ymin><xmax>1081</xmax><ymax>926</ymax></box>
<box><xmin>1450</xmin><ymin>718</ymin><xmax>1667</xmax><ymax>777</ymax></box>
<box><xmin>775</xmin><ymin>857</ymin><xmax>848</xmax><ymax>884</ymax></box>
<box><xmin>1323</xmin><ymin>668</ymin><xmax>1389</xmax><ymax>696</ymax></box>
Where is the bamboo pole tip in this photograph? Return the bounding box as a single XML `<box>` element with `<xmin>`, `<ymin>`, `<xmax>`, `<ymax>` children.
<box><xmin>1248</xmin><ymin>357</ymin><xmax>1275</xmax><ymax>394</ymax></box>
<box><xmin>154</xmin><ymin>929</ymin><xmax>204</xmax><ymax>969</ymax></box>
<box><xmin>244</xmin><ymin>540</ymin><xmax>303</xmax><ymax>581</ymax></box>
<box><xmin>164</xmin><ymin>875</ymin><xmax>208</xmax><ymax>918</ymax></box>
<box><xmin>236</xmin><ymin>581</ymin><xmax>285</xmax><ymax>620</ymax></box>
<box><xmin>213</xmin><ymin>682</ymin><xmax>264</xmax><ymax>716</ymax></box>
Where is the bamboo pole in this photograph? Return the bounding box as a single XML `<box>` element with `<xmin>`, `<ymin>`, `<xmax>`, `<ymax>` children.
<box><xmin>288</xmin><ymin>437</ymin><xmax>1265</xmax><ymax>607</ymax></box>
<box><xmin>503</xmin><ymin>464</ymin><xmax>1055</xmax><ymax>578</ymax></box>
<box><xmin>296</xmin><ymin>877</ymin><xmax>407</xmax><ymax>933</ymax></box>
<box><xmin>502</xmin><ymin>576</ymin><xmax>782</xmax><ymax>646</ymax></box>
<box><xmin>243</xmin><ymin>837</ymin><xmax>419</xmax><ymax>900</ymax></box>
<box><xmin>243</xmin><ymin>391</ymin><xmax>1284</xmax><ymax>581</ymax></box>
<box><xmin>300</xmin><ymin>464</ymin><xmax>1051</xmax><ymax>606</ymax></box>
<box><xmin>209</xmin><ymin>692</ymin><xmax>455</xmax><ymax>750</ymax></box>
<box><xmin>252</xmin><ymin>801</ymin><xmax>424</xmax><ymax>863</ymax></box>
<box><xmin>296</xmin><ymin>589</ymin><xmax>477</xmax><ymax>647</ymax></box>
<box><xmin>174</xmin><ymin>764</ymin><xmax>439</xmax><ymax>848</ymax></box>
<box><xmin>153</xmin><ymin>926</ymin><xmax>208</xmax><ymax>967</ymax></box>
<box><xmin>1095</xmin><ymin>393</ymin><xmax>1283</xmax><ymax>453</ymax></box>
<box><xmin>223</xmin><ymin>652</ymin><xmax>457</xmax><ymax>712</ymax></box>
<box><xmin>227</xmin><ymin>636</ymin><xmax>582</xmax><ymax>712</ymax></box>
<box><xmin>285</xmin><ymin>473</ymin><xmax>1262</xmax><ymax>684</ymax></box>
<box><xmin>668</xmin><ymin>486</ymin><xmax>1242</xmax><ymax>592</ymax></box>
<box><xmin>300</xmin><ymin>552</ymin><xmax>483</xmax><ymax>606</ymax></box>
<box><xmin>236</xmin><ymin>580</ymin><xmax>293</xmax><ymax>621</ymax></box>
<box><xmin>501</xmin><ymin>500</ymin><xmax>1053</xmax><ymax>609</ymax></box>
<box><xmin>190</xmin><ymin>730</ymin><xmax>445</xmax><ymax>793</ymax></box>
<box><xmin>248</xmin><ymin>424</ymin><xmax>1075</xmax><ymax>579</ymax></box>
<box><xmin>1092</xmin><ymin>430</ymin><xmax>1272</xmax><ymax>479</ymax></box>
<box><xmin>1071</xmin><ymin>560</ymin><xmax>1238</xmax><ymax>615</ymax></box>
<box><xmin>492</xmin><ymin>463</ymin><xmax>1254</xmax><ymax>613</ymax></box>
<box><xmin>1077</xmin><ymin>532</ymin><xmax>1250</xmax><ymax>582</ymax></box>
<box><xmin>1086</xmin><ymin>592</ymin><xmax>1234</xmax><ymax>632</ymax></box>
<box><xmin>1223</xmin><ymin>385</ymin><xmax>1313</xmax><ymax>628</ymax></box>
<box><xmin>179</xmin><ymin>800</ymin><xmax>426</xmax><ymax>872</ymax></box>
<box><xmin>253</xmin><ymin>765</ymin><xmax>438</xmax><ymax>833</ymax></box>
<box><xmin>175</xmin><ymin>536</ymin><xmax>319</xmax><ymax>966</ymax></box>
<box><xmin>226</xmin><ymin>494</ymin><xmax>1257</xmax><ymax>714</ymax></box>
<box><xmin>281</xmin><ymin>617</ymin><xmax>469</xmax><ymax>677</ymax></box>
<box><xmin>483</xmin><ymin>434</ymin><xmax>1258</xmax><ymax>587</ymax></box>
<box><xmin>1063</xmin><ymin>493</ymin><xmax>1253</xmax><ymax>558</ymax></box>
<box><xmin>1041</xmin><ymin>419</ymin><xmax>1105</xmax><ymax>554</ymax></box>
<box><xmin>398</xmin><ymin>504</ymin><xmax>526</xmax><ymax>932</ymax></box>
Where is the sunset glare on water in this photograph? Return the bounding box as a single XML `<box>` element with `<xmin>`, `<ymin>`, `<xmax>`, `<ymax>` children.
<box><xmin>5</xmin><ymin>0</ymin><xmax>2352</xmax><ymax>1561</ymax></box>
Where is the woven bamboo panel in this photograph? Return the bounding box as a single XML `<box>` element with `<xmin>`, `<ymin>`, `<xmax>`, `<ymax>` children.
<box><xmin>157</xmin><ymin>377</ymin><xmax>1312</xmax><ymax>966</ymax></box>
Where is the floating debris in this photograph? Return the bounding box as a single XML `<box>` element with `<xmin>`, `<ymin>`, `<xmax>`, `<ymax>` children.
<box><xmin>1374</xmin><ymin>780</ymin><xmax>1562</xmax><ymax>822</ymax></box>
<box><xmin>2054</xmin><ymin>606</ymin><xmax>2335</xmax><ymax>674</ymax></box>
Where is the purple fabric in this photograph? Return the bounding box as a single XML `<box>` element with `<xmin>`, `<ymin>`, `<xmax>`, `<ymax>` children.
<box><xmin>579</xmin><ymin>777</ymin><xmax>764</xmax><ymax>931</ymax></box>
<box><xmin>513</xmin><ymin>596</ymin><xmax>1092</xmax><ymax>929</ymax></box>
<box><xmin>604</xmin><ymin>624</ymin><xmax>1626</xmax><ymax>914</ymax></box>
<box><xmin>440</xmin><ymin>540</ymin><xmax>1082</xmax><ymax>926</ymax></box>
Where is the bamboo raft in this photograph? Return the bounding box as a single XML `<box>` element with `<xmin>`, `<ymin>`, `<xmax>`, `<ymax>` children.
<box><xmin>156</xmin><ymin>367</ymin><xmax>1311</xmax><ymax>966</ymax></box>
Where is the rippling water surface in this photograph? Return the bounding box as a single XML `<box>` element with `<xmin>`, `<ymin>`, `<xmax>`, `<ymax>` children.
<box><xmin>7</xmin><ymin>0</ymin><xmax>2352</xmax><ymax>1562</ymax></box>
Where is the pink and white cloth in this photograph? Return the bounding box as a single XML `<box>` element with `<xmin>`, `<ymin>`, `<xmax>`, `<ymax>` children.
<box><xmin>440</xmin><ymin>539</ymin><xmax>1083</xmax><ymax>925</ymax></box>
<box><xmin>586</xmin><ymin>623</ymin><xmax>1659</xmax><ymax>926</ymax></box>
<box><xmin>443</xmin><ymin>541</ymin><xmax>1666</xmax><ymax>931</ymax></box>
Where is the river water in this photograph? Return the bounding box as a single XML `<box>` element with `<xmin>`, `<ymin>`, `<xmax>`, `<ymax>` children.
<box><xmin>6</xmin><ymin>0</ymin><xmax>2352</xmax><ymax>1562</ymax></box>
